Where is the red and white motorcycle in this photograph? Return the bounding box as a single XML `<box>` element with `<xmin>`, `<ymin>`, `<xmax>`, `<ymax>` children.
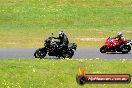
<box><xmin>100</xmin><ymin>37</ymin><xmax>132</xmax><ymax>54</ymax></box>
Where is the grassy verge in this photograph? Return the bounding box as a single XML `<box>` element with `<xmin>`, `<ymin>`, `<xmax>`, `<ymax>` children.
<box><xmin>0</xmin><ymin>27</ymin><xmax>132</xmax><ymax>48</ymax></box>
<box><xmin>0</xmin><ymin>58</ymin><xmax>132</xmax><ymax>88</ymax></box>
<box><xmin>0</xmin><ymin>0</ymin><xmax>132</xmax><ymax>48</ymax></box>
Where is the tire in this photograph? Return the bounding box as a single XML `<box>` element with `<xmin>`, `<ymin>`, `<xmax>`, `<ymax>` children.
<box><xmin>122</xmin><ymin>45</ymin><xmax>131</xmax><ymax>54</ymax></box>
<box><xmin>62</xmin><ymin>49</ymin><xmax>74</xmax><ymax>59</ymax></box>
<box><xmin>34</xmin><ymin>48</ymin><xmax>47</xmax><ymax>59</ymax></box>
<box><xmin>76</xmin><ymin>75</ymin><xmax>86</xmax><ymax>85</ymax></box>
<box><xmin>100</xmin><ymin>46</ymin><xmax>107</xmax><ymax>53</ymax></box>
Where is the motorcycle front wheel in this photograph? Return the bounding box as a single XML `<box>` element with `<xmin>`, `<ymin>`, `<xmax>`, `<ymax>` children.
<box><xmin>34</xmin><ymin>48</ymin><xmax>47</xmax><ymax>59</ymax></box>
<box><xmin>100</xmin><ymin>45</ymin><xmax>107</xmax><ymax>53</ymax></box>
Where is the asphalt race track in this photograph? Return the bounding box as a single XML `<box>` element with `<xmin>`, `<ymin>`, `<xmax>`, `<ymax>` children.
<box><xmin>0</xmin><ymin>48</ymin><xmax>132</xmax><ymax>59</ymax></box>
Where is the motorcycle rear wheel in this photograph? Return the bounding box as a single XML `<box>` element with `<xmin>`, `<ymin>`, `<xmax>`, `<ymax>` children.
<box><xmin>62</xmin><ymin>49</ymin><xmax>74</xmax><ymax>59</ymax></box>
<box><xmin>122</xmin><ymin>45</ymin><xmax>131</xmax><ymax>54</ymax></box>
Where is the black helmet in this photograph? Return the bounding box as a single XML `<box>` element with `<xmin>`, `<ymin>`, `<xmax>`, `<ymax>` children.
<box><xmin>59</xmin><ymin>31</ymin><xmax>64</xmax><ymax>38</ymax></box>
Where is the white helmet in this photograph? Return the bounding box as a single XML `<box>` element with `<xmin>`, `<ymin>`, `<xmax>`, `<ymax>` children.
<box><xmin>118</xmin><ymin>32</ymin><xmax>122</xmax><ymax>36</ymax></box>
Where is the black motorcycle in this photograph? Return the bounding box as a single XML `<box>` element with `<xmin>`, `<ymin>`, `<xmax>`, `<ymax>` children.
<box><xmin>34</xmin><ymin>37</ymin><xmax>77</xmax><ymax>59</ymax></box>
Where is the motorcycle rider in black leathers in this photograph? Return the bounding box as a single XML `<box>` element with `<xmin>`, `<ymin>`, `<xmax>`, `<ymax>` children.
<box><xmin>113</xmin><ymin>32</ymin><xmax>126</xmax><ymax>49</ymax></box>
<box><xmin>114</xmin><ymin>32</ymin><xmax>123</xmax><ymax>42</ymax></box>
<box><xmin>53</xmin><ymin>31</ymin><xmax>69</xmax><ymax>50</ymax></box>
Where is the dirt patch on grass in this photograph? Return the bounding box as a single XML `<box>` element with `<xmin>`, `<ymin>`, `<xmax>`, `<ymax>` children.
<box><xmin>74</xmin><ymin>38</ymin><xmax>106</xmax><ymax>41</ymax></box>
<box><xmin>0</xmin><ymin>41</ymin><xmax>17</xmax><ymax>44</ymax></box>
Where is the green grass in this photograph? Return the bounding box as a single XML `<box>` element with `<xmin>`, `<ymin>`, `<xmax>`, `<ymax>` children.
<box><xmin>0</xmin><ymin>0</ymin><xmax>132</xmax><ymax>47</ymax></box>
<box><xmin>0</xmin><ymin>58</ymin><xmax>132</xmax><ymax>88</ymax></box>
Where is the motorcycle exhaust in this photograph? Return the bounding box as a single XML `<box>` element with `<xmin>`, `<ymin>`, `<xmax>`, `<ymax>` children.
<box><xmin>127</xmin><ymin>40</ymin><xmax>132</xmax><ymax>45</ymax></box>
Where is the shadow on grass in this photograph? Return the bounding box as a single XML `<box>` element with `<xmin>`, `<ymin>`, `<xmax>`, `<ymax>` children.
<box><xmin>36</xmin><ymin>57</ymin><xmax>67</xmax><ymax>60</ymax></box>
